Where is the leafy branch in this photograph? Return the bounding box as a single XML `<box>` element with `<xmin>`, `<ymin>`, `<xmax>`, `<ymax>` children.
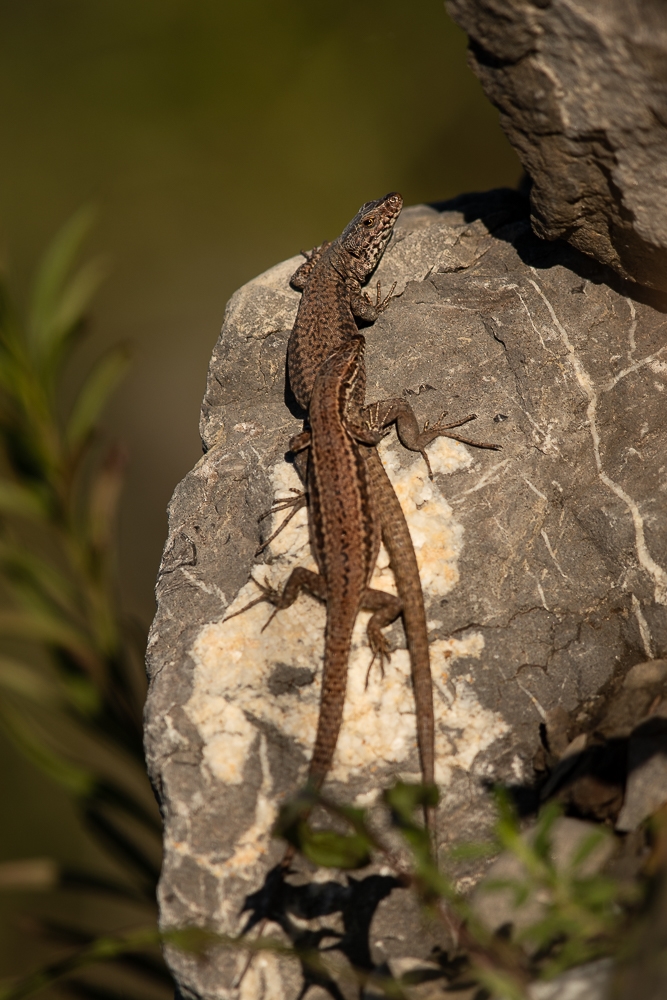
<box><xmin>0</xmin><ymin>212</ymin><xmax>166</xmax><ymax>997</ymax></box>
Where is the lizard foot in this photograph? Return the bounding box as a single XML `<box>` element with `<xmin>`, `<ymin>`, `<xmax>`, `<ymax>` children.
<box><xmin>363</xmin><ymin>279</ymin><xmax>397</xmax><ymax>313</ymax></box>
<box><xmin>256</xmin><ymin>489</ymin><xmax>307</xmax><ymax>555</ymax></box>
<box><xmin>222</xmin><ymin>574</ymin><xmax>282</xmax><ymax>626</ymax></box>
<box><xmin>420</xmin><ymin>412</ymin><xmax>501</xmax><ymax>476</ymax></box>
<box><xmin>365</xmin><ymin>633</ymin><xmax>392</xmax><ymax>689</ymax></box>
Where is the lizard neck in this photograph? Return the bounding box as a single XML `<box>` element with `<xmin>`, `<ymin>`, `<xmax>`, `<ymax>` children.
<box><xmin>328</xmin><ymin>243</ymin><xmax>367</xmax><ymax>284</ymax></box>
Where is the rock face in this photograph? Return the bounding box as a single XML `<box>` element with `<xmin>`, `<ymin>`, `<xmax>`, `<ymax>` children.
<box><xmin>145</xmin><ymin>188</ymin><xmax>667</xmax><ymax>999</ymax></box>
<box><xmin>445</xmin><ymin>0</ymin><xmax>667</xmax><ymax>293</ymax></box>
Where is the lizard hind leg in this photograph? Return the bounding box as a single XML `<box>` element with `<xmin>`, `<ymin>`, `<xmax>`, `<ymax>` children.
<box><xmin>221</xmin><ymin>574</ymin><xmax>283</xmax><ymax>625</ymax></box>
<box><xmin>362</xmin><ymin>587</ymin><xmax>402</xmax><ymax>688</ymax></box>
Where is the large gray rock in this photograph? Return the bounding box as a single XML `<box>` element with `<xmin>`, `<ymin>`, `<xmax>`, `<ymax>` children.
<box><xmin>446</xmin><ymin>0</ymin><xmax>667</xmax><ymax>292</ymax></box>
<box><xmin>145</xmin><ymin>188</ymin><xmax>667</xmax><ymax>999</ymax></box>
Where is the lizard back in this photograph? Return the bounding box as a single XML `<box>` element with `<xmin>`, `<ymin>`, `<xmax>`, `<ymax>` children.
<box><xmin>304</xmin><ymin>337</ymin><xmax>382</xmax><ymax>786</ymax></box>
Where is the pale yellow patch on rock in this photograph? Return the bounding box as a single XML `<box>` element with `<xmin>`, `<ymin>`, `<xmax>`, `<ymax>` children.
<box><xmin>185</xmin><ymin>432</ymin><xmax>507</xmax><ymax>868</ymax></box>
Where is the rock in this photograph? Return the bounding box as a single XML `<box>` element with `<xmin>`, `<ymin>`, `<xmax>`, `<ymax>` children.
<box><xmin>541</xmin><ymin>659</ymin><xmax>667</xmax><ymax>825</ymax></box>
<box><xmin>471</xmin><ymin>817</ymin><xmax>615</xmax><ymax>937</ymax></box>
<box><xmin>624</xmin><ymin>659</ymin><xmax>667</xmax><ymax>689</ymax></box>
<box><xmin>617</xmin><ymin>714</ymin><xmax>667</xmax><ymax>831</ymax></box>
<box><xmin>544</xmin><ymin>706</ymin><xmax>572</xmax><ymax>759</ymax></box>
<box><xmin>611</xmin><ymin>823</ymin><xmax>667</xmax><ymax>999</ymax></box>
<box><xmin>145</xmin><ymin>188</ymin><xmax>667</xmax><ymax>999</ymax></box>
<box><xmin>445</xmin><ymin>0</ymin><xmax>667</xmax><ymax>293</ymax></box>
<box><xmin>529</xmin><ymin>958</ymin><xmax>612</xmax><ymax>1000</ymax></box>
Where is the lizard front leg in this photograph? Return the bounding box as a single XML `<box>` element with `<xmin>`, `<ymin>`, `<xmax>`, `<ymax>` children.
<box><xmin>290</xmin><ymin>241</ymin><xmax>333</xmax><ymax>290</ymax></box>
<box><xmin>224</xmin><ymin>566</ymin><xmax>327</xmax><ymax>629</ymax></box>
<box><xmin>364</xmin><ymin>398</ymin><xmax>500</xmax><ymax>479</ymax></box>
<box><xmin>255</xmin><ymin>430</ymin><xmax>311</xmax><ymax>554</ymax></box>
<box><xmin>350</xmin><ymin>279</ymin><xmax>397</xmax><ymax>324</ymax></box>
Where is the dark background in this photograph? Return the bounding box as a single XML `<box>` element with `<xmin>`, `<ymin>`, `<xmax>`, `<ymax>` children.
<box><xmin>0</xmin><ymin>0</ymin><xmax>519</xmax><ymax>980</ymax></box>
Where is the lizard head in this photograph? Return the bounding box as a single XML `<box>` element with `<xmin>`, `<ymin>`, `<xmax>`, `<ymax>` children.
<box><xmin>340</xmin><ymin>192</ymin><xmax>403</xmax><ymax>276</ymax></box>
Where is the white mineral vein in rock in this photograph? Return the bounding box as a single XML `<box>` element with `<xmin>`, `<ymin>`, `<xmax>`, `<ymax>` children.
<box><xmin>185</xmin><ymin>434</ymin><xmax>508</xmax><ymax>866</ymax></box>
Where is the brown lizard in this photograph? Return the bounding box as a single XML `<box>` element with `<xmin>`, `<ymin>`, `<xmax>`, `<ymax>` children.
<box><xmin>233</xmin><ymin>337</ymin><xmax>407</xmax><ymax>981</ymax></box>
<box><xmin>233</xmin><ymin>200</ymin><xmax>499</xmax><ymax>974</ymax></box>
<box><xmin>278</xmin><ymin>193</ymin><xmax>499</xmax><ymax>831</ymax></box>
<box><xmin>247</xmin><ymin>336</ymin><xmax>402</xmax><ymax>793</ymax></box>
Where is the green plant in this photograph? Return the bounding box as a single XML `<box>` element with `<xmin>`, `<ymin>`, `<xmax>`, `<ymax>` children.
<box><xmin>274</xmin><ymin>784</ymin><xmax>641</xmax><ymax>999</ymax></box>
<box><xmin>0</xmin><ymin>212</ymin><xmax>170</xmax><ymax>999</ymax></box>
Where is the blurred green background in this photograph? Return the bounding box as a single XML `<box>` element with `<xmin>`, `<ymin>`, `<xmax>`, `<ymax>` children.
<box><xmin>0</xmin><ymin>0</ymin><xmax>519</xmax><ymax>992</ymax></box>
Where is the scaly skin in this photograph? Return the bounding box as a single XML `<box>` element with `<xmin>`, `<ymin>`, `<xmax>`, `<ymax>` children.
<box><xmin>262</xmin><ymin>337</ymin><xmax>400</xmax><ymax>790</ymax></box>
<box><xmin>283</xmin><ymin>193</ymin><xmax>499</xmax><ymax>831</ymax></box>
<box><xmin>287</xmin><ymin>192</ymin><xmax>403</xmax><ymax>410</ymax></box>
<box><xmin>285</xmin><ymin>192</ymin><xmax>443</xmax><ymax>828</ymax></box>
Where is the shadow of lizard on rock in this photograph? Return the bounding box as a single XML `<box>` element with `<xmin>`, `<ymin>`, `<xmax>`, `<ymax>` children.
<box><xmin>241</xmin><ymin>867</ymin><xmax>400</xmax><ymax>998</ymax></box>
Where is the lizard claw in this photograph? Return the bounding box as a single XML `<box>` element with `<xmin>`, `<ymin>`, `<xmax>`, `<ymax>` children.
<box><xmin>258</xmin><ymin>488</ymin><xmax>304</xmax><ymax>522</ymax></box>
<box><xmin>365</xmin><ymin>634</ymin><xmax>392</xmax><ymax>688</ymax></box>
<box><xmin>223</xmin><ymin>575</ymin><xmax>279</xmax><ymax>624</ymax></box>
<box><xmin>376</xmin><ymin>280</ymin><xmax>397</xmax><ymax>313</ymax></box>
<box><xmin>420</xmin><ymin>412</ymin><xmax>501</xmax><ymax>461</ymax></box>
<box><xmin>432</xmin><ymin>411</ymin><xmax>477</xmax><ymax>432</ymax></box>
<box><xmin>256</xmin><ymin>490</ymin><xmax>308</xmax><ymax>555</ymax></box>
<box><xmin>363</xmin><ymin>280</ymin><xmax>397</xmax><ymax>312</ymax></box>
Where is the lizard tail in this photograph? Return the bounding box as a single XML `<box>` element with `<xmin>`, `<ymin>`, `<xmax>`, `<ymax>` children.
<box><xmin>307</xmin><ymin>622</ymin><xmax>354</xmax><ymax>790</ymax></box>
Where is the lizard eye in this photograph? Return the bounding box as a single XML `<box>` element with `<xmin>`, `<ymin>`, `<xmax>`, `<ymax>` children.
<box><xmin>363</xmin><ymin>217</ymin><xmax>375</xmax><ymax>227</ymax></box>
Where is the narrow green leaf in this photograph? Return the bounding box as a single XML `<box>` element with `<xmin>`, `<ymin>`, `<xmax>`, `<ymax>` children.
<box><xmin>384</xmin><ymin>781</ymin><xmax>439</xmax><ymax>821</ymax></box>
<box><xmin>83</xmin><ymin>804</ymin><xmax>161</xmax><ymax>884</ymax></box>
<box><xmin>59</xmin><ymin>868</ymin><xmax>146</xmax><ymax>902</ymax></box>
<box><xmin>0</xmin><ymin>480</ymin><xmax>47</xmax><ymax>520</ymax></box>
<box><xmin>0</xmin><ymin>545</ymin><xmax>80</xmax><ymax>622</ymax></box>
<box><xmin>0</xmin><ymin>858</ymin><xmax>59</xmax><ymax>893</ymax></box>
<box><xmin>448</xmin><ymin>840</ymin><xmax>499</xmax><ymax>861</ymax></box>
<box><xmin>66</xmin><ymin>347</ymin><xmax>130</xmax><ymax>450</ymax></box>
<box><xmin>60</xmin><ymin>675</ymin><xmax>100</xmax><ymax>715</ymax></box>
<box><xmin>569</xmin><ymin>827</ymin><xmax>609</xmax><ymax>872</ymax></box>
<box><xmin>0</xmin><ymin>702</ymin><xmax>94</xmax><ymax>795</ymax></box>
<box><xmin>0</xmin><ymin>610</ymin><xmax>101</xmax><ymax>682</ymax></box>
<box><xmin>28</xmin><ymin>207</ymin><xmax>95</xmax><ymax>359</ymax></box>
<box><xmin>295</xmin><ymin>828</ymin><xmax>371</xmax><ymax>870</ymax></box>
<box><xmin>383</xmin><ymin>782</ymin><xmax>437</xmax><ymax>868</ymax></box>
<box><xmin>0</xmin><ymin>609</ymin><xmax>83</xmax><ymax>647</ymax></box>
<box><xmin>0</xmin><ymin>658</ymin><xmax>61</xmax><ymax>705</ymax></box>
<box><xmin>532</xmin><ymin>801</ymin><xmax>562</xmax><ymax>863</ymax></box>
<box><xmin>90</xmin><ymin>781</ymin><xmax>162</xmax><ymax>836</ymax></box>
<box><xmin>0</xmin><ymin>927</ymin><xmax>162</xmax><ymax>1000</ymax></box>
<box><xmin>48</xmin><ymin>257</ymin><xmax>107</xmax><ymax>356</ymax></box>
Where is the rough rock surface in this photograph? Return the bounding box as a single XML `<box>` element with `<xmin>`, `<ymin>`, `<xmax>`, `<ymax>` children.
<box><xmin>530</xmin><ymin>959</ymin><xmax>612</xmax><ymax>1000</ymax></box>
<box><xmin>145</xmin><ymin>188</ymin><xmax>667</xmax><ymax>999</ymax></box>
<box><xmin>446</xmin><ymin>0</ymin><xmax>667</xmax><ymax>292</ymax></box>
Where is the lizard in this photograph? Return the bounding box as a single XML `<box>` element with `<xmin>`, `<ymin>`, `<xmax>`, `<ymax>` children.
<box><xmin>233</xmin><ymin>198</ymin><xmax>499</xmax><ymax>975</ymax></box>
<box><xmin>276</xmin><ymin>192</ymin><xmax>499</xmax><ymax>832</ymax></box>
<box><xmin>231</xmin><ymin>337</ymin><xmax>406</xmax><ymax>982</ymax></box>
<box><xmin>247</xmin><ymin>335</ymin><xmax>402</xmax><ymax>794</ymax></box>
<box><xmin>241</xmin><ymin>193</ymin><xmax>499</xmax><ymax>831</ymax></box>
